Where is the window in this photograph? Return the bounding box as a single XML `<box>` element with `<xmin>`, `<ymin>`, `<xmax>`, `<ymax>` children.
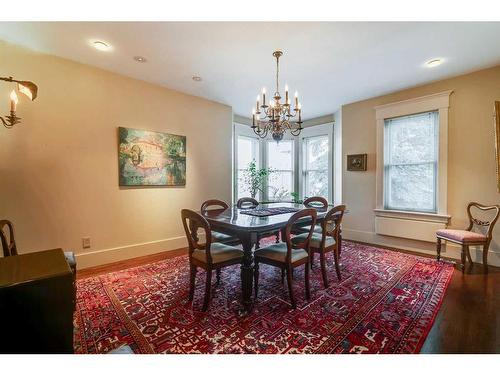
<box><xmin>235</xmin><ymin>135</ymin><xmax>260</xmax><ymax>200</ymax></box>
<box><xmin>384</xmin><ymin>111</ymin><xmax>438</xmax><ymax>212</ymax></box>
<box><xmin>302</xmin><ymin>135</ymin><xmax>329</xmax><ymax>198</ymax></box>
<box><xmin>233</xmin><ymin>122</ymin><xmax>335</xmax><ymax>204</ymax></box>
<box><xmin>266</xmin><ymin>140</ymin><xmax>294</xmax><ymax>201</ymax></box>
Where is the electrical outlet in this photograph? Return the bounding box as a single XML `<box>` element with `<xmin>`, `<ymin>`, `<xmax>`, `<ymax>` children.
<box><xmin>82</xmin><ymin>237</ymin><xmax>91</xmax><ymax>249</ymax></box>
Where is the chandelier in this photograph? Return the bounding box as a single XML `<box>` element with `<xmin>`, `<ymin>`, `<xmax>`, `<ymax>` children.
<box><xmin>251</xmin><ymin>50</ymin><xmax>303</xmax><ymax>142</ymax></box>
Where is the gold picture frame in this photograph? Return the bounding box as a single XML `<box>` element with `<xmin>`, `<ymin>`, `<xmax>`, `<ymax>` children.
<box><xmin>495</xmin><ymin>101</ymin><xmax>500</xmax><ymax>192</ymax></box>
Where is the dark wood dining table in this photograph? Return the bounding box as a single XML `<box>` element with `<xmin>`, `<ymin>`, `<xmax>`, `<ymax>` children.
<box><xmin>200</xmin><ymin>202</ymin><xmax>340</xmax><ymax>311</ymax></box>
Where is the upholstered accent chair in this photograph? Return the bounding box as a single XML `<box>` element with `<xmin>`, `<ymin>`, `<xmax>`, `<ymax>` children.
<box><xmin>181</xmin><ymin>209</ymin><xmax>244</xmax><ymax>311</ymax></box>
<box><xmin>292</xmin><ymin>205</ymin><xmax>346</xmax><ymax>287</ymax></box>
<box><xmin>0</xmin><ymin>219</ymin><xmax>77</xmax><ymax>309</ymax></box>
<box><xmin>254</xmin><ymin>208</ymin><xmax>317</xmax><ymax>309</ymax></box>
<box><xmin>200</xmin><ymin>199</ymin><xmax>240</xmax><ymax>245</ymax></box>
<box><xmin>436</xmin><ymin>202</ymin><xmax>500</xmax><ymax>272</ymax></box>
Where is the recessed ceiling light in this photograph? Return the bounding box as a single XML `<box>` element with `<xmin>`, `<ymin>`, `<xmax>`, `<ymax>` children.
<box><xmin>426</xmin><ymin>58</ymin><xmax>443</xmax><ymax>67</ymax></box>
<box><xmin>92</xmin><ymin>40</ymin><xmax>111</xmax><ymax>52</ymax></box>
<box><xmin>133</xmin><ymin>56</ymin><xmax>147</xmax><ymax>63</ymax></box>
<box><xmin>192</xmin><ymin>76</ymin><xmax>202</xmax><ymax>82</ymax></box>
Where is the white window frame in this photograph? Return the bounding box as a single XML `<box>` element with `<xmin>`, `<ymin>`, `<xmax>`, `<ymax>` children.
<box><xmin>233</xmin><ymin>123</ymin><xmax>262</xmax><ymax>202</ymax></box>
<box><xmin>298</xmin><ymin>123</ymin><xmax>334</xmax><ymax>202</ymax></box>
<box><xmin>233</xmin><ymin>121</ymin><xmax>335</xmax><ymax>204</ymax></box>
<box><xmin>264</xmin><ymin>137</ymin><xmax>296</xmax><ymax>202</ymax></box>
<box><xmin>374</xmin><ymin>91</ymin><xmax>452</xmax><ymax>224</ymax></box>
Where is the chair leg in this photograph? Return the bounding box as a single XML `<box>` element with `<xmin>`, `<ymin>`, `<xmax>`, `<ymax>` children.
<box><xmin>216</xmin><ymin>268</ymin><xmax>221</xmax><ymax>285</ymax></box>
<box><xmin>483</xmin><ymin>243</ymin><xmax>490</xmax><ymax>273</ymax></box>
<box><xmin>436</xmin><ymin>238</ymin><xmax>442</xmax><ymax>261</ymax></box>
<box><xmin>189</xmin><ymin>264</ymin><xmax>197</xmax><ymax>301</ymax></box>
<box><xmin>460</xmin><ymin>245</ymin><xmax>467</xmax><ymax>273</ymax></box>
<box><xmin>310</xmin><ymin>252</ymin><xmax>314</xmax><ymax>270</ymax></box>
<box><xmin>319</xmin><ymin>252</ymin><xmax>329</xmax><ymax>288</ymax></box>
<box><xmin>254</xmin><ymin>261</ymin><xmax>260</xmax><ymax>298</ymax></box>
<box><xmin>466</xmin><ymin>246</ymin><xmax>473</xmax><ymax>265</ymax></box>
<box><xmin>333</xmin><ymin>247</ymin><xmax>342</xmax><ymax>282</ymax></box>
<box><xmin>305</xmin><ymin>263</ymin><xmax>311</xmax><ymax>300</ymax></box>
<box><xmin>286</xmin><ymin>266</ymin><xmax>296</xmax><ymax>309</ymax></box>
<box><xmin>202</xmin><ymin>269</ymin><xmax>212</xmax><ymax>312</ymax></box>
<box><xmin>281</xmin><ymin>268</ymin><xmax>285</xmax><ymax>283</ymax></box>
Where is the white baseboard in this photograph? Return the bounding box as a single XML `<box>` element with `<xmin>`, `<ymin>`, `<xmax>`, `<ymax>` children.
<box><xmin>75</xmin><ymin>236</ymin><xmax>188</xmax><ymax>269</ymax></box>
<box><xmin>342</xmin><ymin>228</ymin><xmax>500</xmax><ymax>267</ymax></box>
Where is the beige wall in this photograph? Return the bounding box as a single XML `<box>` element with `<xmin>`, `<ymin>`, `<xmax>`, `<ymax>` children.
<box><xmin>0</xmin><ymin>41</ymin><xmax>233</xmax><ymax>268</ymax></box>
<box><xmin>342</xmin><ymin>65</ymin><xmax>500</xmax><ymax>265</ymax></box>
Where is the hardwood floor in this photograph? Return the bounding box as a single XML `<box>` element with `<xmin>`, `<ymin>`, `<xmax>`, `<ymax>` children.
<box><xmin>76</xmin><ymin>243</ymin><xmax>500</xmax><ymax>353</ymax></box>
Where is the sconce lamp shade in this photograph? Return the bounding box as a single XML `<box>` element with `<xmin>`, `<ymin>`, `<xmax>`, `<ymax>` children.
<box><xmin>17</xmin><ymin>81</ymin><xmax>38</xmax><ymax>101</ymax></box>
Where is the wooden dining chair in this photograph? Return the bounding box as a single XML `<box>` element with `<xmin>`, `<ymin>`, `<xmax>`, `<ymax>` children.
<box><xmin>294</xmin><ymin>196</ymin><xmax>328</xmax><ymax>234</ymax></box>
<box><xmin>436</xmin><ymin>202</ymin><xmax>500</xmax><ymax>272</ymax></box>
<box><xmin>254</xmin><ymin>208</ymin><xmax>317</xmax><ymax>309</ymax></box>
<box><xmin>200</xmin><ymin>199</ymin><xmax>240</xmax><ymax>245</ymax></box>
<box><xmin>292</xmin><ymin>205</ymin><xmax>346</xmax><ymax>287</ymax></box>
<box><xmin>237</xmin><ymin>197</ymin><xmax>280</xmax><ymax>247</ymax></box>
<box><xmin>181</xmin><ymin>209</ymin><xmax>244</xmax><ymax>311</ymax></box>
<box><xmin>236</xmin><ymin>197</ymin><xmax>259</xmax><ymax>209</ymax></box>
<box><xmin>1</xmin><ymin>219</ymin><xmax>77</xmax><ymax>309</ymax></box>
<box><xmin>0</xmin><ymin>220</ymin><xmax>18</xmax><ymax>257</ymax></box>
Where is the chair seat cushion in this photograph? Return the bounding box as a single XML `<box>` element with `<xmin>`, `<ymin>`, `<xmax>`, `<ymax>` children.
<box><xmin>299</xmin><ymin>224</ymin><xmax>323</xmax><ymax>234</ymax></box>
<box><xmin>211</xmin><ymin>231</ymin><xmax>239</xmax><ymax>243</ymax></box>
<box><xmin>64</xmin><ymin>251</ymin><xmax>76</xmax><ymax>272</ymax></box>
<box><xmin>292</xmin><ymin>233</ymin><xmax>336</xmax><ymax>249</ymax></box>
<box><xmin>192</xmin><ymin>242</ymin><xmax>243</xmax><ymax>264</ymax></box>
<box><xmin>436</xmin><ymin>229</ymin><xmax>487</xmax><ymax>243</ymax></box>
<box><xmin>254</xmin><ymin>242</ymin><xmax>309</xmax><ymax>263</ymax></box>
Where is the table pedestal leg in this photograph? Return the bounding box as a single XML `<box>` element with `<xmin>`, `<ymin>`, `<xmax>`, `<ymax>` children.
<box><xmin>239</xmin><ymin>232</ymin><xmax>256</xmax><ymax>311</ymax></box>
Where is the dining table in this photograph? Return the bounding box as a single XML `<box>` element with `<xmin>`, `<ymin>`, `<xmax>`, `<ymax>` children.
<box><xmin>200</xmin><ymin>202</ymin><xmax>342</xmax><ymax>311</ymax></box>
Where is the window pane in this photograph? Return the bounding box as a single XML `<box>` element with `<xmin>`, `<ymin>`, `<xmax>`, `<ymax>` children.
<box><xmin>268</xmin><ymin>171</ymin><xmax>293</xmax><ymax>201</ymax></box>
<box><xmin>237</xmin><ymin>169</ymin><xmax>252</xmax><ymax>199</ymax></box>
<box><xmin>384</xmin><ymin>111</ymin><xmax>438</xmax><ymax>212</ymax></box>
<box><xmin>267</xmin><ymin>141</ymin><xmax>293</xmax><ymax>170</ymax></box>
<box><xmin>305</xmin><ymin>136</ymin><xmax>329</xmax><ymax>170</ymax></box>
<box><xmin>385</xmin><ymin>112</ymin><xmax>438</xmax><ymax>165</ymax></box>
<box><xmin>386</xmin><ymin>164</ymin><xmax>436</xmax><ymax>211</ymax></box>
<box><xmin>305</xmin><ymin>171</ymin><xmax>329</xmax><ymax>198</ymax></box>
<box><xmin>237</xmin><ymin>137</ymin><xmax>254</xmax><ymax>169</ymax></box>
<box><xmin>236</xmin><ymin>136</ymin><xmax>259</xmax><ymax>200</ymax></box>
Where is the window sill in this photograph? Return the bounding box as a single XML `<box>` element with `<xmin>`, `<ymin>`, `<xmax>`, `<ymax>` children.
<box><xmin>374</xmin><ymin>208</ymin><xmax>450</xmax><ymax>224</ymax></box>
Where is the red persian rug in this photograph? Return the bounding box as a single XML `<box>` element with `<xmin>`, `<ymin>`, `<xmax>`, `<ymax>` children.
<box><xmin>74</xmin><ymin>241</ymin><xmax>454</xmax><ymax>354</ymax></box>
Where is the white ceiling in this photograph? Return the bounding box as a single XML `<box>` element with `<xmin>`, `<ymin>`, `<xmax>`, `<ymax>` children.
<box><xmin>1</xmin><ymin>22</ymin><xmax>500</xmax><ymax>120</ymax></box>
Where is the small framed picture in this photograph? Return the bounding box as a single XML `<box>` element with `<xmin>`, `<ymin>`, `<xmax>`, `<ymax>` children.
<box><xmin>347</xmin><ymin>154</ymin><xmax>367</xmax><ymax>171</ymax></box>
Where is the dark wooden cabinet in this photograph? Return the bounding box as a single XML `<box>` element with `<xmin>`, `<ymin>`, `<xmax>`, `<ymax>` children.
<box><xmin>0</xmin><ymin>249</ymin><xmax>74</xmax><ymax>353</ymax></box>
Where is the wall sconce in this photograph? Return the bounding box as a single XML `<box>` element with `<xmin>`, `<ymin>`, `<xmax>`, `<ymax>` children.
<box><xmin>0</xmin><ymin>76</ymin><xmax>38</xmax><ymax>129</ymax></box>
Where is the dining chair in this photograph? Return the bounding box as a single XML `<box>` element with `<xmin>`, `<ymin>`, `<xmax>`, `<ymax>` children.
<box><xmin>236</xmin><ymin>197</ymin><xmax>259</xmax><ymax>209</ymax></box>
<box><xmin>181</xmin><ymin>209</ymin><xmax>244</xmax><ymax>311</ymax></box>
<box><xmin>200</xmin><ymin>199</ymin><xmax>240</xmax><ymax>245</ymax></box>
<box><xmin>436</xmin><ymin>202</ymin><xmax>500</xmax><ymax>272</ymax></box>
<box><xmin>292</xmin><ymin>205</ymin><xmax>346</xmax><ymax>287</ymax></box>
<box><xmin>237</xmin><ymin>197</ymin><xmax>280</xmax><ymax>247</ymax></box>
<box><xmin>293</xmin><ymin>196</ymin><xmax>328</xmax><ymax>234</ymax></box>
<box><xmin>0</xmin><ymin>219</ymin><xmax>77</xmax><ymax>309</ymax></box>
<box><xmin>254</xmin><ymin>208</ymin><xmax>317</xmax><ymax>309</ymax></box>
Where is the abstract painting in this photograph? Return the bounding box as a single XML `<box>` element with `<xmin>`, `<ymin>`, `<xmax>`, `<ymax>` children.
<box><xmin>118</xmin><ymin>127</ymin><xmax>186</xmax><ymax>186</ymax></box>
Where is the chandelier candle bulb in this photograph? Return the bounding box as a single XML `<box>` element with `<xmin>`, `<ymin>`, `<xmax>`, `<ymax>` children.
<box><xmin>294</xmin><ymin>91</ymin><xmax>298</xmax><ymax>108</ymax></box>
<box><xmin>256</xmin><ymin>95</ymin><xmax>260</xmax><ymax>112</ymax></box>
<box><xmin>10</xmin><ymin>90</ymin><xmax>18</xmax><ymax>112</ymax></box>
<box><xmin>285</xmin><ymin>85</ymin><xmax>289</xmax><ymax>104</ymax></box>
<box><xmin>262</xmin><ymin>88</ymin><xmax>266</xmax><ymax>106</ymax></box>
<box><xmin>252</xmin><ymin>110</ymin><xmax>256</xmax><ymax>127</ymax></box>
